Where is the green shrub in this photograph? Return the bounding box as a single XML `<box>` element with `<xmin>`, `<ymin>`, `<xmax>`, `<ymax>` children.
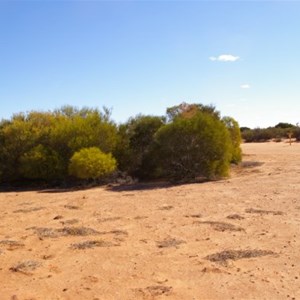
<box><xmin>19</xmin><ymin>145</ymin><xmax>64</xmax><ymax>180</ymax></box>
<box><xmin>293</xmin><ymin>127</ymin><xmax>300</xmax><ymax>141</ymax></box>
<box><xmin>241</xmin><ymin>126</ymin><xmax>298</xmax><ymax>143</ymax></box>
<box><xmin>242</xmin><ymin>128</ymin><xmax>273</xmax><ymax>142</ymax></box>
<box><xmin>222</xmin><ymin>117</ymin><xmax>242</xmax><ymax>164</ymax></box>
<box><xmin>114</xmin><ymin>115</ymin><xmax>165</xmax><ymax>178</ymax></box>
<box><xmin>274</xmin><ymin>122</ymin><xmax>296</xmax><ymax>129</ymax></box>
<box><xmin>154</xmin><ymin>111</ymin><xmax>232</xmax><ymax>181</ymax></box>
<box><xmin>68</xmin><ymin>147</ymin><xmax>116</xmax><ymax>180</ymax></box>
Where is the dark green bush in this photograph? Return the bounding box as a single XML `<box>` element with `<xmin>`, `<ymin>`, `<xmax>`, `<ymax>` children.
<box><xmin>19</xmin><ymin>145</ymin><xmax>64</xmax><ymax>180</ymax></box>
<box><xmin>293</xmin><ymin>127</ymin><xmax>300</xmax><ymax>141</ymax></box>
<box><xmin>242</xmin><ymin>125</ymin><xmax>298</xmax><ymax>142</ymax></box>
<box><xmin>154</xmin><ymin>111</ymin><xmax>232</xmax><ymax>181</ymax></box>
<box><xmin>114</xmin><ymin>115</ymin><xmax>165</xmax><ymax>179</ymax></box>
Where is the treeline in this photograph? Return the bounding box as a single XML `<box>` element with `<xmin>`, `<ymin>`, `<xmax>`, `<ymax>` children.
<box><xmin>0</xmin><ymin>103</ymin><xmax>242</xmax><ymax>186</ymax></box>
<box><xmin>241</xmin><ymin>123</ymin><xmax>300</xmax><ymax>143</ymax></box>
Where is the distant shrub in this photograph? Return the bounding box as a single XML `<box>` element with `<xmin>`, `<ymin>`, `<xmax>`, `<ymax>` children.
<box><xmin>242</xmin><ymin>126</ymin><xmax>298</xmax><ymax>143</ymax></box>
<box><xmin>274</xmin><ymin>122</ymin><xmax>295</xmax><ymax>129</ymax></box>
<box><xmin>242</xmin><ymin>128</ymin><xmax>273</xmax><ymax>142</ymax></box>
<box><xmin>68</xmin><ymin>147</ymin><xmax>116</xmax><ymax>180</ymax></box>
<box><xmin>154</xmin><ymin>111</ymin><xmax>232</xmax><ymax>181</ymax></box>
<box><xmin>240</xmin><ymin>127</ymin><xmax>251</xmax><ymax>132</ymax></box>
<box><xmin>293</xmin><ymin>127</ymin><xmax>300</xmax><ymax>141</ymax></box>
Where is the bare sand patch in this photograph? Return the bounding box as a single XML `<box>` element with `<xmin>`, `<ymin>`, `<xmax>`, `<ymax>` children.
<box><xmin>0</xmin><ymin>142</ymin><xmax>300</xmax><ymax>299</ymax></box>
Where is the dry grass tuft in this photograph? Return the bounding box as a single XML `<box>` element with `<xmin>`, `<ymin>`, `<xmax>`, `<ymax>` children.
<box><xmin>156</xmin><ymin>238</ymin><xmax>185</xmax><ymax>248</ymax></box>
<box><xmin>205</xmin><ymin>249</ymin><xmax>275</xmax><ymax>263</ymax></box>
<box><xmin>226</xmin><ymin>214</ymin><xmax>244</xmax><ymax>220</ymax></box>
<box><xmin>245</xmin><ymin>208</ymin><xmax>283</xmax><ymax>215</ymax></box>
<box><xmin>10</xmin><ymin>260</ymin><xmax>41</xmax><ymax>273</ymax></box>
<box><xmin>0</xmin><ymin>240</ymin><xmax>25</xmax><ymax>250</ymax></box>
<box><xmin>60</xmin><ymin>219</ymin><xmax>79</xmax><ymax>225</ymax></box>
<box><xmin>98</xmin><ymin>217</ymin><xmax>121</xmax><ymax>223</ymax></box>
<box><xmin>35</xmin><ymin>227</ymin><xmax>61</xmax><ymax>238</ymax></box>
<box><xmin>134</xmin><ymin>216</ymin><xmax>148</xmax><ymax>220</ymax></box>
<box><xmin>33</xmin><ymin>226</ymin><xmax>100</xmax><ymax>238</ymax></box>
<box><xmin>240</xmin><ymin>161</ymin><xmax>264</xmax><ymax>168</ymax></box>
<box><xmin>109</xmin><ymin>230</ymin><xmax>128</xmax><ymax>236</ymax></box>
<box><xmin>64</xmin><ymin>205</ymin><xmax>80</xmax><ymax>210</ymax></box>
<box><xmin>185</xmin><ymin>213</ymin><xmax>202</xmax><ymax>218</ymax></box>
<box><xmin>70</xmin><ymin>240</ymin><xmax>118</xmax><ymax>249</ymax></box>
<box><xmin>196</xmin><ymin>221</ymin><xmax>244</xmax><ymax>232</ymax></box>
<box><xmin>145</xmin><ymin>286</ymin><xmax>172</xmax><ymax>296</ymax></box>
<box><xmin>158</xmin><ymin>205</ymin><xmax>174</xmax><ymax>211</ymax></box>
<box><xmin>59</xmin><ymin>226</ymin><xmax>100</xmax><ymax>236</ymax></box>
<box><xmin>13</xmin><ymin>207</ymin><xmax>44</xmax><ymax>213</ymax></box>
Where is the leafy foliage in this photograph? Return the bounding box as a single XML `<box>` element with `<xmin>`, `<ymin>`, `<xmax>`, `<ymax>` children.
<box><xmin>242</xmin><ymin>125</ymin><xmax>299</xmax><ymax>143</ymax></box>
<box><xmin>166</xmin><ymin>102</ymin><xmax>220</xmax><ymax>122</ymax></box>
<box><xmin>274</xmin><ymin>122</ymin><xmax>296</xmax><ymax>129</ymax></box>
<box><xmin>19</xmin><ymin>145</ymin><xmax>64</xmax><ymax>180</ymax></box>
<box><xmin>0</xmin><ymin>106</ymin><xmax>117</xmax><ymax>184</ymax></box>
<box><xmin>69</xmin><ymin>147</ymin><xmax>116</xmax><ymax>180</ymax></box>
<box><xmin>154</xmin><ymin>111</ymin><xmax>232</xmax><ymax>181</ymax></box>
<box><xmin>114</xmin><ymin>115</ymin><xmax>165</xmax><ymax>178</ymax></box>
<box><xmin>0</xmin><ymin>102</ymin><xmax>245</xmax><ymax>185</ymax></box>
<box><xmin>222</xmin><ymin>116</ymin><xmax>242</xmax><ymax>163</ymax></box>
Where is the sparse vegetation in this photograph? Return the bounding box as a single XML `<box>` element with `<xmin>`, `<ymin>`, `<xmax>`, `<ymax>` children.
<box><xmin>156</xmin><ymin>238</ymin><xmax>185</xmax><ymax>248</ymax></box>
<box><xmin>70</xmin><ymin>240</ymin><xmax>117</xmax><ymax>249</ymax></box>
<box><xmin>245</xmin><ymin>208</ymin><xmax>283</xmax><ymax>215</ymax></box>
<box><xmin>10</xmin><ymin>260</ymin><xmax>41</xmax><ymax>273</ymax></box>
<box><xmin>196</xmin><ymin>221</ymin><xmax>244</xmax><ymax>232</ymax></box>
<box><xmin>204</xmin><ymin>249</ymin><xmax>275</xmax><ymax>263</ymax></box>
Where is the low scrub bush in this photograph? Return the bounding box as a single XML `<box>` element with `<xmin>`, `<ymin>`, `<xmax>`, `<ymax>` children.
<box><xmin>69</xmin><ymin>147</ymin><xmax>116</xmax><ymax>180</ymax></box>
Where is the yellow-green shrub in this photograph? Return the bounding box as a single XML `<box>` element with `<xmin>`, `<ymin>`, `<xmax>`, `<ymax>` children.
<box><xmin>68</xmin><ymin>147</ymin><xmax>116</xmax><ymax>180</ymax></box>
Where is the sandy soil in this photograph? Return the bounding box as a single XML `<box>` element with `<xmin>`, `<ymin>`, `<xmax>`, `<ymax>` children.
<box><xmin>0</xmin><ymin>142</ymin><xmax>299</xmax><ymax>300</ymax></box>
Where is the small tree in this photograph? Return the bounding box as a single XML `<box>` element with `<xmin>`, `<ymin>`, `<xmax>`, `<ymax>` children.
<box><xmin>68</xmin><ymin>147</ymin><xmax>116</xmax><ymax>180</ymax></box>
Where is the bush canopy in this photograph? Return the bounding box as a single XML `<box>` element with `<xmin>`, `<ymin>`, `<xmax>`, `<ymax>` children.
<box><xmin>0</xmin><ymin>103</ymin><xmax>244</xmax><ymax>185</ymax></box>
<box><xmin>69</xmin><ymin>147</ymin><xmax>117</xmax><ymax>180</ymax></box>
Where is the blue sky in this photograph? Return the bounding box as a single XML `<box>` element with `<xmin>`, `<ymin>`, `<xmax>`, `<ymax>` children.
<box><xmin>0</xmin><ymin>1</ymin><xmax>299</xmax><ymax>128</ymax></box>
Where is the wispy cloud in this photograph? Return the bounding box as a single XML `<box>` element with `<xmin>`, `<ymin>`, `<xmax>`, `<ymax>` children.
<box><xmin>209</xmin><ymin>54</ymin><xmax>240</xmax><ymax>62</ymax></box>
<box><xmin>240</xmin><ymin>84</ymin><xmax>250</xmax><ymax>89</ymax></box>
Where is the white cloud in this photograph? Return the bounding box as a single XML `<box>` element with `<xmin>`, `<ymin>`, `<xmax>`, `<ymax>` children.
<box><xmin>240</xmin><ymin>84</ymin><xmax>250</xmax><ymax>89</ymax></box>
<box><xmin>209</xmin><ymin>54</ymin><xmax>240</xmax><ymax>62</ymax></box>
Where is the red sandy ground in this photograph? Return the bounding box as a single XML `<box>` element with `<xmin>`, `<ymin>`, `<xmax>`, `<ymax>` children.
<box><xmin>0</xmin><ymin>142</ymin><xmax>299</xmax><ymax>300</ymax></box>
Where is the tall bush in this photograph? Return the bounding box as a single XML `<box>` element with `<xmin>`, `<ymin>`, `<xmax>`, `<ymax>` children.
<box><xmin>154</xmin><ymin>111</ymin><xmax>232</xmax><ymax>181</ymax></box>
<box><xmin>114</xmin><ymin>115</ymin><xmax>165</xmax><ymax>178</ymax></box>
